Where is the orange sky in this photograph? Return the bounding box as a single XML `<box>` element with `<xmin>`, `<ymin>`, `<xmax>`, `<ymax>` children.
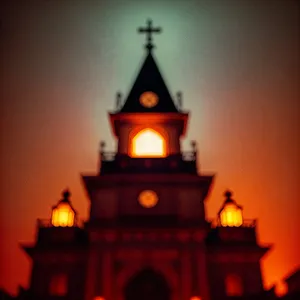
<box><xmin>0</xmin><ymin>0</ymin><xmax>299</xmax><ymax>296</ymax></box>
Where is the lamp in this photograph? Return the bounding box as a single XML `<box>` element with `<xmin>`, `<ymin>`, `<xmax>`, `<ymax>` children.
<box><xmin>51</xmin><ymin>189</ymin><xmax>76</xmax><ymax>227</ymax></box>
<box><xmin>218</xmin><ymin>190</ymin><xmax>243</xmax><ymax>227</ymax></box>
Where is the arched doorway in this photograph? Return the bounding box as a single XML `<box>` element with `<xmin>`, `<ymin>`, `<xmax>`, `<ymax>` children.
<box><xmin>124</xmin><ymin>269</ymin><xmax>171</xmax><ymax>300</ymax></box>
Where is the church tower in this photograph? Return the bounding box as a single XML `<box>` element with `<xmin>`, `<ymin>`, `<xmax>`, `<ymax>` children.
<box><xmin>20</xmin><ymin>20</ymin><xmax>272</xmax><ymax>300</ymax></box>
<box><xmin>82</xmin><ymin>19</ymin><xmax>214</xmax><ymax>300</ymax></box>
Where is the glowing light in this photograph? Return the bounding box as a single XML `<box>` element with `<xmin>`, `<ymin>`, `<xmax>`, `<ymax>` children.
<box><xmin>49</xmin><ymin>274</ymin><xmax>68</xmax><ymax>296</ymax></box>
<box><xmin>138</xmin><ymin>190</ymin><xmax>159</xmax><ymax>208</ymax></box>
<box><xmin>131</xmin><ymin>128</ymin><xmax>166</xmax><ymax>157</ymax></box>
<box><xmin>220</xmin><ymin>203</ymin><xmax>243</xmax><ymax>227</ymax></box>
<box><xmin>140</xmin><ymin>91</ymin><xmax>159</xmax><ymax>108</ymax></box>
<box><xmin>219</xmin><ymin>191</ymin><xmax>243</xmax><ymax>227</ymax></box>
<box><xmin>94</xmin><ymin>297</ymin><xmax>105</xmax><ymax>300</ymax></box>
<box><xmin>190</xmin><ymin>296</ymin><xmax>201</xmax><ymax>300</ymax></box>
<box><xmin>275</xmin><ymin>281</ymin><xmax>287</xmax><ymax>296</ymax></box>
<box><xmin>225</xmin><ymin>274</ymin><xmax>243</xmax><ymax>296</ymax></box>
<box><xmin>52</xmin><ymin>202</ymin><xmax>75</xmax><ymax>227</ymax></box>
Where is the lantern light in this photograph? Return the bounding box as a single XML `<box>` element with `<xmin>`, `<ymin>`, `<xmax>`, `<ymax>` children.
<box><xmin>218</xmin><ymin>190</ymin><xmax>243</xmax><ymax>227</ymax></box>
<box><xmin>190</xmin><ymin>296</ymin><xmax>201</xmax><ymax>300</ymax></box>
<box><xmin>51</xmin><ymin>189</ymin><xmax>76</xmax><ymax>227</ymax></box>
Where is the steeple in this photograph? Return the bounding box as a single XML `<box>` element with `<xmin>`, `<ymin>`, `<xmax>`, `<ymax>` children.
<box><xmin>119</xmin><ymin>19</ymin><xmax>179</xmax><ymax>113</ymax></box>
<box><xmin>108</xmin><ymin>19</ymin><xmax>192</xmax><ymax>172</ymax></box>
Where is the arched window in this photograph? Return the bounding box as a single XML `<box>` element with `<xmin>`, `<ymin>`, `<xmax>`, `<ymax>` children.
<box><xmin>225</xmin><ymin>273</ymin><xmax>243</xmax><ymax>296</ymax></box>
<box><xmin>131</xmin><ymin>128</ymin><xmax>166</xmax><ymax>157</ymax></box>
<box><xmin>49</xmin><ymin>273</ymin><xmax>68</xmax><ymax>296</ymax></box>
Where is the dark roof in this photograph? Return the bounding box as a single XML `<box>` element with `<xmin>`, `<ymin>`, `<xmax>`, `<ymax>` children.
<box><xmin>120</xmin><ymin>52</ymin><xmax>179</xmax><ymax>113</ymax></box>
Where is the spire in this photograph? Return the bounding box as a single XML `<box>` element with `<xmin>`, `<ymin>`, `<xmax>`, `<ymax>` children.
<box><xmin>119</xmin><ymin>20</ymin><xmax>179</xmax><ymax>113</ymax></box>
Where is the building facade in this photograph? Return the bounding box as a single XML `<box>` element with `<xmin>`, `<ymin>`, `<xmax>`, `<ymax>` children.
<box><xmin>16</xmin><ymin>20</ymin><xmax>285</xmax><ymax>300</ymax></box>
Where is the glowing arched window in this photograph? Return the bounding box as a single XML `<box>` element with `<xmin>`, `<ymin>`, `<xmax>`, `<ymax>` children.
<box><xmin>131</xmin><ymin>128</ymin><xmax>166</xmax><ymax>157</ymax></box>
<box><xmin>49</xmin><ymin>273</ymin><xmax>68</xmax><ymax>296</ymax></box>
<box><xmin>225</xmin><ymin>274</ymin><xmax>243</xmax><ymax>296</ymax></box>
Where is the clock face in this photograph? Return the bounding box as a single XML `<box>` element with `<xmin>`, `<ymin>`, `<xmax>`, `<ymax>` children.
<box><xmin>139</xmin><ymin>91</ymin><xmax>158</xmax><ymax>108</ymax></box>
<box><xmin>138</xmin><ymin>190</ymin><xmax>158</xmax><ymax>208</ymax></box>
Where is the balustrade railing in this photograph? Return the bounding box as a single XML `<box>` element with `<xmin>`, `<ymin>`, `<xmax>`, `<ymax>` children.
<box><xmin>210</xmin><ymin>218</ymin><xmax>257</xmax><ymax>228</ymax></box>
<box><xmin>100</xmin><ymin>151</ymin><xmax>196</xmax><ymax>162</ymax></box>
<box><xmin>37</xmin><ymin>218</ymin><xmax>83</xmax><ymax>228</ymax></box>
<box><xmin>100</xmin><ymin>151</ymin><xmax>116</xmax><ymax>161</ymax></box>
<box><xmin>182</xmin><ymin>151</ymin><xmax>196</xmax><ymax>161</ymax></box>
<box><xmin>99</xmin><ymin>151</ymin><xmax>198</xmax><ymax>174</ymax></box>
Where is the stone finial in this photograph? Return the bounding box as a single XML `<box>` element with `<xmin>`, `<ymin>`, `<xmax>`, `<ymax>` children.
<box><xmin>62</xmin><ymin>188</ymin><xmax>71</xmax><ymax>202</ymax></box>
<box><xmin>100</xmin><ymin>141</ymin><xmax>106</xmax><ymax>151</ymax></box>
<box><xmin>176</xmin><ymin>91</ymin><xmax>182</xmax><ymax>108</ymax></box>
<box><xmin>116</xmin><ymin>92</ymin><xmax>122</xmax><ymax>109</ymax></box>
<box><xmin>224</xmin><ymin>190</ymin><xmax>232</xmax><ymax>199</ymax></box>
<box><xmin>190</xmin><ymin>140</ymin><xmax>197</xmax><ymax>151</ymax></box>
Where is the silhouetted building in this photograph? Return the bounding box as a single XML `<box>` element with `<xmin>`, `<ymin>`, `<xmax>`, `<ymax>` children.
<box><xmin>15</xmin><ymin>20</ymin><xmax>293</xmax><ymax>300</ymax></box>
<box><xmin>281</xmin><ymin>268</ymin><xmax>300</xmax><ymax>300</ymax></box>
<box><xmin>0</xmin><ymin>288</ymin><xmax>14</xmax><ymax>300</ymax></box>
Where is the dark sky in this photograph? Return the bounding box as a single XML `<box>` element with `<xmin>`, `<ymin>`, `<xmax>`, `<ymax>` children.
<box><xmin>1</xmin><ymin>0</ymin><xmax>299</xmax><ymax>295</ymax></box>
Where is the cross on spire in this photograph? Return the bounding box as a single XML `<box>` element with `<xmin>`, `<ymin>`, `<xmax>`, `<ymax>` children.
<box><xmin>138</xmin><ymin>19</ymin><xmax>162</xmax><ymax>52</ymax></box>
